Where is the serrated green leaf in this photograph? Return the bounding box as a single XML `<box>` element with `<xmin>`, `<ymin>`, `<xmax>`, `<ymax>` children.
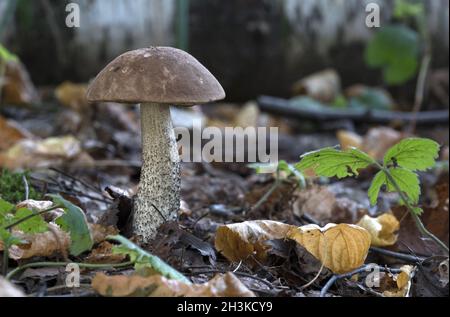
<box><xmin>412</xmin><ymin>206</ymin><xmax>423</xmax><ymax>215</ymax></box>
<box><xmin>13</xmin><ymin>208</ymin><xmax>48</xmax><ymax>234</ymax></box>
<box><xmin>108</xmin><ymin>235</ymin><xmax>190</xmax><ymax>283</ymax></box>
<box><xmin>49</xmin><ymin>194</ymin><xmax>93</xmax><ymax>256</ymax></box>
<box><xmin>0</xmin><ymin>198</ymin><xmax>14</xmax><ymax>216</ymax></box>
<box><xmin>0</xmin><ymin>227</ymin><xmax>25</xmax><ymax>247</ymax></box>
<box><xmin>296</xmin><ymin>147</ymin><xmax>376</xmax><ymax>179</ymax></box>
<box><xmin>386</xmin><ymin>167</ymin><xmax>421</xmax><ymax>204</ymax></box>
<box><xmin>365</xmin><ymin>25</ymin><xmax>419</xmax><ymax>85</ymax></box>
<box><xmin>368</xmin><ymin>171</ymin><xmax>387</xmax><ymax>206</ymax></box>
<box><xmin>384</xmin><ymin>138</ymin><xmax>440</xmax><ymax>171</ymax></box>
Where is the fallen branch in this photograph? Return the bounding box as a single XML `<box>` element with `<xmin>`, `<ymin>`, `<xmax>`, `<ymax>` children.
<box><xmin>258</xmin><ymin>96</ymin><xmax>449</xmax><ymax>125</ymax></box>
<box><xmin>320</xmin><ymin>264</ymin><xmax>402</xmax><ymax>297</ymax></box>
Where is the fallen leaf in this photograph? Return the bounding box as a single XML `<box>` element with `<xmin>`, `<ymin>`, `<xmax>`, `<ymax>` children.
<box><xmin>0</xmin><ymin>135</ymin><xmax>92</xmax><ymax>169</ymax></box>
<box><xmin>233</xmin><ymin>101</ymin><xmax>260</xmax><ymax>128</ymax></box>
<box><xmin>337</xmin><ymin>130</ymin><xmax>363</xmax><ymax>151</ymax></box>
<box><xmin>357</xmin><ymin>213</ymin><xmax>400</xmax><ymax>246</ymax></box>
<box><xmin>287</xmin><ymin>223</ymin><xmax>371</xmax><ymax>274</ymax></box>
<box><xmin>0</xmin><ymin>223</ymin><xmax>115</xmax><ymax>260</ymax></box>
<box><xmin>0</xmin><ymin>115</ymin><xmax>33</xmax><ymax>151</ymax></box>
<box><xmin>215</xmin><ymin>220</ymin><xmax>371</xmax><ymax>273</ymax></box>
<box><xmin>215</xmin><ymin>220</ymin><xmax>291</xmax><ymax>263</ymax></box>
<box><xmin>55</xmin><ymin>81</ymin><xmax>88</xmax><ymax>112</ymax></box>
<box><xmin>337</xmin><ymin>127</ymin><xmax>403</xmax><ymax>160</ymax></box>
<box><xmin>363</xmin><ymin>127</ymin><xmax>404</xmax><ymax>160</ymax></box>
<box><xmin>92</xmin><ymin>272</ymin><xmax>255</xmax><ymax>297</ymax></box>
<box><xmin>382</xmin><ymin>265</ymin><xmax>415</xmax><ymax>297</ymax></box>
<box><xmin>438</xmin><ymin>259</ymin><xmax>449</xmax><ymax>287</ymax></box>
<box><xmin>1</xmin><ymin>60</ymin><xmax>39</xmax><ymax>105</ymax></box>
<box><xmin>5</xmin><ymin>223</ymin><xmax>71</xmax><ymax>260</ymax></box>
<box><xmin>85</xmin><ymin>241</ymin><xmax>126</xmax><ymax>264</ymax></box>
<box><xmin>292</xmin><ymin>69</ymin><xmax>341</xmax><ymax>103</ymax></box>
<box><xmin>0</xmin><ymin>277</ymin><xmax>25</xmax><ymax>297</ymax></box>
<box><xmin>16</xmin><ymin>200</ymin><xmax>64</xmax><ymax>222</ymax></box>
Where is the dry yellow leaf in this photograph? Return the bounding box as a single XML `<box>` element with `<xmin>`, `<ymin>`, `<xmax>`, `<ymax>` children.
<box><xmin>337</xmin><ymin>130</ymin><xmax>363</xmax><ymax>151</ymax></box>
<box><xmin>0</xmin><ymin>136</ymin><xmax>82</xmax><ymax>169</ymax></box>
<box><xmin>287</xmin><ymin>223</ymin><xmax>371</xmax><ymax>274</ymax></box>
<box><xmin>55</xmin><ymin>81</ymin><xmax>88</xmax><ymax>112</ymax></box>
<box><xmin>382</xmin><ymin>265</ymin><xmax>414</xmax><ymax>297</ymax></box>
<box><xmin>215</xmin><ymin>220</ymin><xmax>292</xmax><ymax>263</ymax></box>
<box><xmin>356</xmin><ymin>213</ymin><xmax>400</xmax><ymax>247</ymax></box>
<box><xmin>0</xmin><ymin>115</ymin><xmax>33</xmax><ymax>151</ymax></box>
<box><xmin>215</xmin><ymin>220</ymin><xmax>371</xmax><ymax>274</ymax></box>
<box><xmin>92</xmin><ymin>272</ymin><xmax>255</xmax><ymax>297</ymax></box>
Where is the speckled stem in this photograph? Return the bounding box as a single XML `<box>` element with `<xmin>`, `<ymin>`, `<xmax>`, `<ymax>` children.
<box><xmin>132</xmin><ymin>103</ymin><xmax>180</xmax><ymax>242</ymax></box>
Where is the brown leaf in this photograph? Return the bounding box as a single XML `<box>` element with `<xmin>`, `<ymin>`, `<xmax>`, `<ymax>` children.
<box><xmin>0</xmin><ymin>223</ymin><xmax>115</xmax><ymax>260</ymax></box>
<box><xmin>91</xmin><ymin>272</ymin><xmax>255</xmax><ymax>297</ymax></box>
<box><xmin>287</xmin><ymin>223</ymin><xmax>371</xmax><ymax>274</ymax></box>
<box><xmin>357</xmin><ymin>213</ymin><xmax>400</xmax><ymax>247</ymax></box>
<box><xmin>0</xmin><ymin>135</ymin><xmax>83</xmax><ymax>169</ymax></box>
<box><xmin>0</xmin><ymin>115</ymin><xmax>33</xmax><ymax>151</ymax></box>
<box><xmin>381</xmin><ymin>265</ymin><xmax>415</xmax><ymax>297</ymax></box>
<box><xmin>215</xmin><ymin>220</ymin><xmax>371</xmax><ymax>273</ymax></box>
<box><xmin>85</xmin><ymin>241</ymin><xmax>125</xmax><ymax>264</ymax></box>
<box><xmin>55</xmin><ymin>81</ymin><xmax>88</xmax><ymax>112</ymax></box>
<box><xmin>215</xmin><ymin>220</ymin><xmax>292</xmax><ymax>263</ymax></box>
<box><xmin>1</xmin><ymin>60</ymin><xmax>39</xmax><ymax>105</ymax></box>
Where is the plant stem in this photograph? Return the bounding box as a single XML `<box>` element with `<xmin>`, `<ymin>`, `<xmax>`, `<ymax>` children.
<box><xmin>379</xmin><ymin>165</ymin><xmax>449</xmax><ymax>254</ymax></box>
<box><xmin>6</xmin><ymin>260</ymin><xmax>134</xmax><ymax>280</ymax></box>
<box><xmin>320</xmin><ymin>264</ymin><xmax>402</xmax><ymax>297</ymax></box>
<box><xmin>3</xmin><ymin>204</ymin><xmax>62</xmax><ymax>230</ymax></box>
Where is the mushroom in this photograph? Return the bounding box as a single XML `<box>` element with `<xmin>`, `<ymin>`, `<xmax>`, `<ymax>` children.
<box><xmin>86</xmin><ymin>47</ymin><xmax>225</xmax><ymax>242</ymax></box>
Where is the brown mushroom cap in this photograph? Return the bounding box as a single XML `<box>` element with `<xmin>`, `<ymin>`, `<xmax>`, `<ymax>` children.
<box><xmin>86</xmin><ymin>47</ymin><xmax>225</xmax><ymax>105</ymax></box>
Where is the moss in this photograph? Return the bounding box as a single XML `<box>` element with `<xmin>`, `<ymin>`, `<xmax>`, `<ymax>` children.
<box><xmin>0</xmin><ymin>169</ymin><xmax>40</xmax><ymax>203</ymax></box>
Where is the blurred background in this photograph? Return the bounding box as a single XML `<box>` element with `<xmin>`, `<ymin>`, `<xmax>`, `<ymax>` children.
<box><xmin>1</xmin><ymin>0</ymin><xmax>448</xmax><ymax>101</ymax></box>
<box><xmin>0</xmin><ymin>0</ymin><xmax>449</xmax><ymax>191</ymax></box>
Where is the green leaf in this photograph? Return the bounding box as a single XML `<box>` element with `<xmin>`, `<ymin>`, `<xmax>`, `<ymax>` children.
<box><xmin>108</xmin><ymin>235</ymin><xmax>190</xmax><ymax>283</ymax></box>
<box><xmin>368</xmin><ymin>171</ymin><xmax>387</xmax><ymax>206</ymax></box>
<box><xmin>13</xmin><ymin>208</ymin><xmax>48</xmax><ymax>234</ymax></box>
<box><xmin>49</xmin><ymin>194</ymin><xmax>93</xmax><ymax>256</ymax></box>
<box><xmin>387</xmin><ymin>167</ymin><xmax>421</xmax><ymax>204</ymax></box>
<box><xmin>365</xmin><ymin>25</ymin><xmax>419</xmax><ymax>85</ymax></box>
<box><xmin>295</xmin><ymin>147</ymin><xmax>376</xmax><ymax>179</ymax></box>
<box><xmin>0</xmin><ymin>44</ymin><xmax>18</xmax><ymax>62</ymax></box>
<box><xmin>394</xmin><ymin>0</ymin><xmax>424</xmax><ymax>19</ymax></box>
<box><xmin>0</xmin><ymin>198</ymin><xmax>14</xmax><ymax>216</ymax></box>
<box><xmin>0</xmin><ymin>227</ymin><xmax>24</xmax><ymax>247</ymax></box>
<box><xmin>384</xmin><ymin>138</ymin><xmax>440</xmax><ymax>171</ymax></box>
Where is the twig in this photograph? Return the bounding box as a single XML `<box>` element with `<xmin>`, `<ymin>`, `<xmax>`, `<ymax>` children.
<box><xmin>187</xmin><ymin>269</ymin><xmax>274</xmax><ymax>290</ymax></box>
<box><xmin>49</xmin><ymin>168</ymin><xmax>102</xmax><ymax>195</ymax></box>
<box><xmin>258</xmin><ymin>96</ymin><xmax>449</xmax><ymax>125</ymax></box>
<box><xmin>22</xmin><ymin>175</ymin><xmax>29</xmax><ymax>200</ymax></box>
<box><xmin>369</xmin><ymin>246</ymin><xmax>425</xmax><ymax>263</ymax></box>
<box><xmin>27</xmin><ymin>283</ymin><xmax>92</xmax><ymax>297</ymax></box>
<box><xmin>408</xmin><ymin>53</ymin><xmax>432</xmax><ymax>134</ymax></box>
<box><xmin>3</xmin><ymin>204</ymin><xmax>62</xmax><ymax>230</ymax></box>
<box><xmin>300</xmin><ymin>263</ymin><xmax>324</xmax><ymax>290</ymax></box>
<box><xmin>250</xmin><ymin>175</ymin><xmax>281</xmax><ymax>212</ymax></box>
<box><xmin>320</xmin><ymin>265</ymin><xmax>402</xmax><ymax>297</ymax></box>
<box><xmin>6</xmin><ymin>261</ymin><xmax>134</xmax><ymax>280</ymax></box>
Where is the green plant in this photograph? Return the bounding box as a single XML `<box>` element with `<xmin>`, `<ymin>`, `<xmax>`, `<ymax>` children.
<box><xmin>1</xmin><ymin>194</ymin><xmax>94</xmax><ymax>274</ymax></box>
<box><xmin>295</xmin><ymin>137</ymin><xmax>448</xmax><ymax>254</ymax></box>
<box><xmin>0</xmin><ymin>169</ymin><xmax>40</xmax><ymax>203</ymax></box>
<box><xmin>365</xmin><ymin>0</ymin><xmax>427</xmax><ymax>86</ymax></box>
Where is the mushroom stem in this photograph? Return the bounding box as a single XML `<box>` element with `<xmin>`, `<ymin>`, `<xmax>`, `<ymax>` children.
<box><xmin>133</xmin><ymin>103</ymin><xmax>180</xmax><ymax>242</ymax></box>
